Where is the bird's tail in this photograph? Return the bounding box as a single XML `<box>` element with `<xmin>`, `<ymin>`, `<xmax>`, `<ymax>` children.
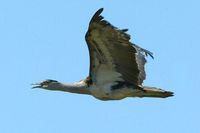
<box><xmin>136</xmin><ymin>86</ymin><xmax>174</xmax><ymax>98</ymax></box>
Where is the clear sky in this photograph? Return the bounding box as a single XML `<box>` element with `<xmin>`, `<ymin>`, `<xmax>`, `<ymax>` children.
<box><xmin>0</xmin><ymin>0</ymin><xmax>200</xmax><ymax>133</ymax></box>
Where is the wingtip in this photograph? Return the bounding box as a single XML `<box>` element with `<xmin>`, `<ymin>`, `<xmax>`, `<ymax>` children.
<box><xmin>142</xmin><ymin>48</ymin><xmax>154</xmax><ymax>59</ymax></box>
<box><xmin>89</xmin><ymin>8</ymin><xmax>104</xmax><ymax>24</ymax></box>
<box><xmin>148</xmin><ymin>52</ymin><xmax>154</xmax><ymax>59</ymax></box>
<box><xmin>93</xmin><ymin>8</ymin><xmax>104</xmax><ymax>18</ymax></box>
<box><xmin>97</xmin><ymin>8</ymin><xmax>104</xmax><ymax>13</ymax></box>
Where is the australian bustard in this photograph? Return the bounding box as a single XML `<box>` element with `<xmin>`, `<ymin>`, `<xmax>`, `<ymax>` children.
<box><xmin>32</xmin><ymin>8</ymin><xmax>173</xmax><ymax>100</ymax></box>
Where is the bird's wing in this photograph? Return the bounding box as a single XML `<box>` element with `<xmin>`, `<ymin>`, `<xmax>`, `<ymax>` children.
<box><xmin>85</xmin><ymin>8</ymin><xmax>153</xmax><ymax>85</ymax></box>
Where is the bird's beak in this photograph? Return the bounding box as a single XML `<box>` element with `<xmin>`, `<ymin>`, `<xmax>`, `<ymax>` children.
<box><xmin>31</xmin><ymin>82</ymin><xmax>42</xmax><ymax>89</ymax></box>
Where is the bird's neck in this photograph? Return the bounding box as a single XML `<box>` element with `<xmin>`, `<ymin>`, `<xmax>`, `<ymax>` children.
<box><xmin>50</xmin><ymin>81</ymin><xmax>91</xmax><ymax>95</ymax></box>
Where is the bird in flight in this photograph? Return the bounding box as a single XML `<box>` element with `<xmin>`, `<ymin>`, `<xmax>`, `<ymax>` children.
<box><xmin>32</xmin><ymin>8</ymin><xmax>173</xmax><ymax>100</ymax></box>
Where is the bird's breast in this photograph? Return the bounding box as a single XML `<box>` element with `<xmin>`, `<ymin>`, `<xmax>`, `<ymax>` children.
<box><xmin>89</xmin><ymin>83</ymin><xmax>133</xmax><ymax>100</ymax></box>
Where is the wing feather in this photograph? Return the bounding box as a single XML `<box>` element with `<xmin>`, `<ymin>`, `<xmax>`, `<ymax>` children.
<box><xmin>85</xmin><ymin>8</ymin><xmax>153</xmax><ymax>85</ymax></box>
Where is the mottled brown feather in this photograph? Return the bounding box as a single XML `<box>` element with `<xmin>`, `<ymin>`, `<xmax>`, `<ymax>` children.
<box><xmin>85</xmin><ymin>8</ymin><xmax>153</xmax><ymax>85</ymax></box>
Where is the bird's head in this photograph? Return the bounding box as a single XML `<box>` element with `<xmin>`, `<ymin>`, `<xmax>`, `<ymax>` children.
<box><xmin>32</xmin><ymin>79</ymin><xmax>59</xmax><ymax>90</ymax></box>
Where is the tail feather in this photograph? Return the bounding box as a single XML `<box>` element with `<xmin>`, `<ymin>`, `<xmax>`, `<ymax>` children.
<box><xmin>137</xmin><ymin>86</ymin><xmax>174</xmax><ymax>98</ymax></box>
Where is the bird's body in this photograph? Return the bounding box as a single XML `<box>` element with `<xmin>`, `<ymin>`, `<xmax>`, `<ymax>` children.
<box><xmin>32</xmin><ymin>8</ymin><xmax>173</xmax><ymax>100</ymax></box>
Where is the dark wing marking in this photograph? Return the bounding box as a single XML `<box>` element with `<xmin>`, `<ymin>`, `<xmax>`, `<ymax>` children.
<box><xmin>85</xmin><ymin>8</ymin><xmax>153</xmax><ymax>85</ymax></box>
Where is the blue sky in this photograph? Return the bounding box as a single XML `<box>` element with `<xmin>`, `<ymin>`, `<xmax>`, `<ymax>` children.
<box><xmin>0</xmin><ymin>0</ymin><xmax>200</xmax><ymax>133</ymax></box>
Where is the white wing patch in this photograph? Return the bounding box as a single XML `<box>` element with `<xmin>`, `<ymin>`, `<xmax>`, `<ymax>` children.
<box><xmin>95</xmin><ymin>64</ymin><xmax>123</xmax><ymax>85</ymax></box>
<box><xmin>89</xmin><ymin>64</ymin><xmax>125</xmax><ymax>99</ymax></box>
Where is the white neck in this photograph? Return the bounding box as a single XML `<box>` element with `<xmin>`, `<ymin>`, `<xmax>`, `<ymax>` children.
<box><xmin>47</xmin><ymin>81</ymin><xmax>91</xmax><ymax>95</ymax></box>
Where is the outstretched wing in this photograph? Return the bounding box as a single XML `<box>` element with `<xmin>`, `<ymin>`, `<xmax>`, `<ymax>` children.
<box><xmin>85</xmin><ymin>8</ymin><xmax>153</xmax><ymax>85</ymax></box>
